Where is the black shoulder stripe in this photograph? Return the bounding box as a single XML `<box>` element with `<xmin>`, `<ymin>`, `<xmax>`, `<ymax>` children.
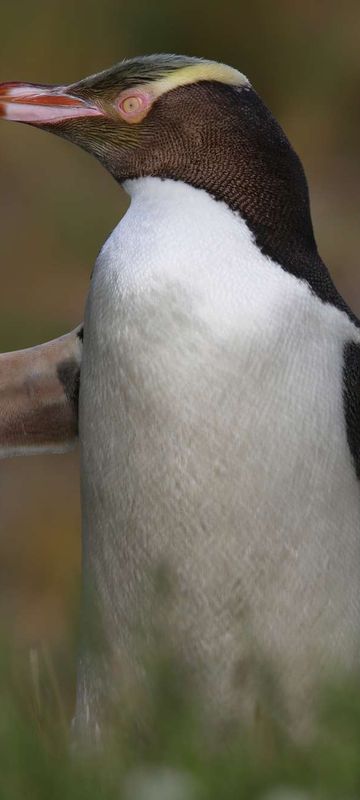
<box><xmin>343</xmin><ymin>341</ymin><xmax>360</xmax><ymax>478</ymax></box>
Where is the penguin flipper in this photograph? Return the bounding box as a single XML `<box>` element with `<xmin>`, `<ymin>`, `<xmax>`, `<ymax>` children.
<box><xmin>0</xmin><ymin>325</ymin><xmax>82</xmax><ymax>458</ymax></box>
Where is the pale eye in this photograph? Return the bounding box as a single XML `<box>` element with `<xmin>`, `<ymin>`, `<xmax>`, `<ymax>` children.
<box><xmin>119</xmin><ymin>95</ymin><xmax>143</xmax><ymax>115</ymax></box>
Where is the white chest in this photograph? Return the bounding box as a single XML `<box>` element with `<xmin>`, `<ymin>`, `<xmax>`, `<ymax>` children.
<box><xmin>79</xmin><ymin>178</ymin><xmax>360</xmax><ymax>733</ymax></box>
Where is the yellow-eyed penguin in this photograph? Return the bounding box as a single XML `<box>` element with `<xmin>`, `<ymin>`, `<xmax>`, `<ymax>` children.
<box><xmin>1</xmin><ymin>55</ymin><xmax>360</xmax><ymax>738</ymax></box>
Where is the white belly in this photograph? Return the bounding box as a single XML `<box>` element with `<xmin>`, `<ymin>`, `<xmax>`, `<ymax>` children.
<box><xmin>78</xmin><ymin>178</ymin><xmax>360</xmax><ymax>735</ymax></box>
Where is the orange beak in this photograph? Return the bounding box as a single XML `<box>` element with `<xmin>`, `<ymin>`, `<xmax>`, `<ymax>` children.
<box><xmin>0</xmin><ymin>81</ymin><xmax>103</xmax><ymax>124</ymax></box>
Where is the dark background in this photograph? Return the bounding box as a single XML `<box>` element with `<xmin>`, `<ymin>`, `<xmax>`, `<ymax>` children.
<box><xmin>0</xmin><ymin>0</ymin><xmax>359</xmax><ymax>706</ymax></box>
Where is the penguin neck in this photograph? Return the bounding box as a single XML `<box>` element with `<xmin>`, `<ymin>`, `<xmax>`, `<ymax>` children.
<box><xmin>98</xmin><ymin>177</ymin><xmax>324</xmax><ymax>341</ymax></box>
<box><xmin>115</xmin><ymin>84</ymin><xmax>356</xmax><ymax>325</ymax></box>
<box><xmin>116</xmin><ymin>175</ymin><xmax>354</xmax><ymax>327</ymax></box>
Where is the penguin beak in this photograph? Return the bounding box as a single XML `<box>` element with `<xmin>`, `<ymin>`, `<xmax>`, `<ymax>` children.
<box><xmin>0</xmin><ymin>82</ymin><xmax>103</xmax><ymax>125</ymax></box>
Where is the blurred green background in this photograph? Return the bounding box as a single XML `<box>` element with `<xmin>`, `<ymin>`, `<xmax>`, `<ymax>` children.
<box><xmin>0</xmin><ymin>0</ymin><xmax>359</xmax><ymax>713</ymax></box>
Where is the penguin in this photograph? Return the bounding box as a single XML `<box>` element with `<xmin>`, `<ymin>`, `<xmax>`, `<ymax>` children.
<box><xmin>1</xmin><ymin>55</ymin><xmax>360</xmax><ymax>738</ymax></box>
<box><xmin>0</xmin><ymin>325</ymin><xmax>82</xmax><ymax>456</ymax></box>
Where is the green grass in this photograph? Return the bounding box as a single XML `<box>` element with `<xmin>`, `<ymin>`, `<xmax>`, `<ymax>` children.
<box><xmin>1</xmin><ymin>639</ymin><xmax>360</xmax><ymax>800</ymax></box>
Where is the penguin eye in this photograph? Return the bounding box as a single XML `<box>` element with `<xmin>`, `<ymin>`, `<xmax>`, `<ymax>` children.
<box><xmin>121</xmin><ymin>96</ymin><xmax>142</xmax><ymax>114</ymax></box>
<box><xmin>118</xmin><ymin>92</ymin><xmax>151</xmax><ymax>121</ymax></box>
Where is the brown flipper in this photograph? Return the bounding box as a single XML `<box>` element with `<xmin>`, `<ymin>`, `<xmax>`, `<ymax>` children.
<box><xmin>0</xmin><ymin>325</ymin><xmax>82</xmax><ymax>457</ymax></box>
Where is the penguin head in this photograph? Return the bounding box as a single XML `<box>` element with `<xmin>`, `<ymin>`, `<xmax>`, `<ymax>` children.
<box><xmin>0</xmin><ymin>55</ymin><xmax>250</xmax><ymax>180</ymax></box>
<box><xmin>0</xmin><ymin>54</ymin><xmax>317</xmax><ymax>264</ymax></box>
